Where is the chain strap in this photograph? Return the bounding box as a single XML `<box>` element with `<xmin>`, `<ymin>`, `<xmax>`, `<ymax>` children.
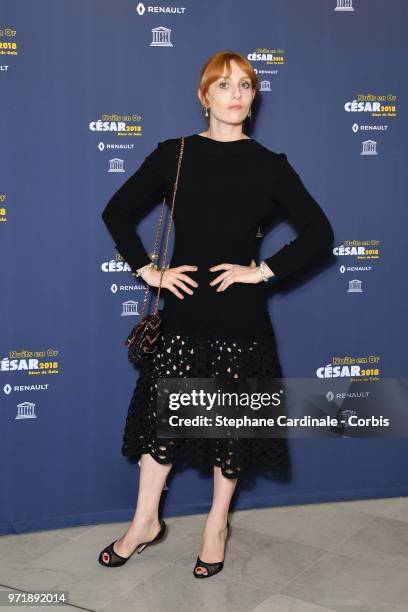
<box><xmin>138</xmin><ymin>136</ymin><xmax>185</xmax><ymax>320</ymax></box>
<box><xmin>137</xmin><ymin>196</ymin><xmax>165</xmax><ymax>321</ymax></box>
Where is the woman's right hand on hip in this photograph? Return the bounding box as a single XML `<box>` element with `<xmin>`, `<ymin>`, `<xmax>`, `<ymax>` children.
<box><xmin>141</xmin><ymin>265</ymin><xmax>198</xmax><ymax>299</ymax></box>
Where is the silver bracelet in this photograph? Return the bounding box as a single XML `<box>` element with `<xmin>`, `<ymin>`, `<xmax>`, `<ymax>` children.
<box><xmin>258</xmin><ymin>260</ymin><xmax>269</xmax><ymax>282</ymax></box>
<box><xmin>135</xmin><ymin>261</ymin><xmax>155</xmax><ymax>278</ymax></box>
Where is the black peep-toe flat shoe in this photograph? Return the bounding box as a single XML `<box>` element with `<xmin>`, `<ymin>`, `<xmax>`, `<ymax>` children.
<box><xmin>193</xmin><ymin>520</ymin><xmax>230</xmax><ymax>579</ymax></box>
<box><xmin>98</xmin><ymin>518</ymin><xmax>167</xmax><ymax>567</ymax></box>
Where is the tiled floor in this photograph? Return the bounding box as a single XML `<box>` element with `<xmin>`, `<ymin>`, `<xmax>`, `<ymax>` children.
<box><xmin>1</xmin><ymin>497</ymin><xmax>407</xmax><ymax>611</ymax></box>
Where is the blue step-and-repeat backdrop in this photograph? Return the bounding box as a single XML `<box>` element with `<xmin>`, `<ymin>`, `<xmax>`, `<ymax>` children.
<box><xmin>1</xmin><ymin>0</ymin><xmax>407</xmax><ymax>534</ymax></box>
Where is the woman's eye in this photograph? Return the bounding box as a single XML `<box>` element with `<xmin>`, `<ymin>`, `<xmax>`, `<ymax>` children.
<box><xmin>219</xmin><ymin>81</ymin><xmax>251</xmax><ymax>88</ymax></box>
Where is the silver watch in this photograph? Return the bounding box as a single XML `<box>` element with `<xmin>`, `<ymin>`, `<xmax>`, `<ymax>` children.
<box><xmin>258</xmin><ymin>261</ymin><xmax>269</xmax><ymax>282</ymax></box>
<box><xmin>135</xmin><ymin>261</ymin><xmax>155</xmax><ymax>278</ymax></box>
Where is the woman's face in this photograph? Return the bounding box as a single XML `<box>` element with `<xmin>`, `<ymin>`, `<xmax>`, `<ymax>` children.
<box><xmin>200</xmin><ymin>60</ymin><xmax>255</xmax><ymax>127</ymax></box>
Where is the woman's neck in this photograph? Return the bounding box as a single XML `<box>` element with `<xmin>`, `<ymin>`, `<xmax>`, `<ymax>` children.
<box><xmin>199</xmin><ymin>128</ymin><xmax>250</xmax><ymax>142</ymax></box>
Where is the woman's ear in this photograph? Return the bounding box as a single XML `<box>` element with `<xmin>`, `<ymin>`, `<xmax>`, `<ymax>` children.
<box><xmin>197</xmin><ymin>88</ymin><xmax>209</xmax><ymax>108</ymax></box>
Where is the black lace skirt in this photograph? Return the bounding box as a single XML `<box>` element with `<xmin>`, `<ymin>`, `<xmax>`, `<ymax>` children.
<box><xmin>122</xmin><ymin>321</ymin><xmax>291</xmax><ymax>482</ymax></box>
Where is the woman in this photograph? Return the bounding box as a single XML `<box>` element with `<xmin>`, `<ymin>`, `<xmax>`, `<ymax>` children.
<box><xmin>98</xmin><ymin>50</ymin><xmax>334</xmax><ymax>578</ymax></box>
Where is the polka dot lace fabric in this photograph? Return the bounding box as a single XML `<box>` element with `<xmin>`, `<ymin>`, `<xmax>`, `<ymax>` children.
<box><xmin>122</xmin><ymin>328</ymin><xmax>291</xmax><ymax>481</ymax></box>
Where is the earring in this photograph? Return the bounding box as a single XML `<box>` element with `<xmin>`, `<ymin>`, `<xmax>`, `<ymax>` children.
<box><xmin>204</xmin><ymin>106</ymin><xmax>209</xmax><ymax>117</ymax></box>
<box><xmin>247</xmin><ymin>107</ymin><xmax>252</xmax><ymax>120</ymax></box>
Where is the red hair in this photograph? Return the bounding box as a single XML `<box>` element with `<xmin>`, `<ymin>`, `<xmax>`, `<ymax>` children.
<box><xmin>198</xmin><ymin>50</ymin><xmax>257</xmax><ymax>106</ymax></box>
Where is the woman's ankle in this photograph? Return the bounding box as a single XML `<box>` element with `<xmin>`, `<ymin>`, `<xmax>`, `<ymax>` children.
<box><xmin>128</xmin><ymin>515</ymin><xmax>160</xmax><ymax>534</ymax></box>
<box><xmin>206</xmin><ymin>511</ymin><xmax>229</xmax><ymax>529</ymax></box>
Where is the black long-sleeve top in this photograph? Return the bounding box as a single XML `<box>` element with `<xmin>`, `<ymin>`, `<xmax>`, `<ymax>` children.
<box><xmin>102</xmin><ymin>134</ymin><xmax>334</xmax><ymax>338</ymax></box>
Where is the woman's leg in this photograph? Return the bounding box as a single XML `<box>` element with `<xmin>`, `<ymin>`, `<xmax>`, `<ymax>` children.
<box><xmin>113</xmin><ymin>452</ymin><xmax>172</xmax><ymax>557</ymax></box>
<box><xmin>194</xmin><ymin>465</ymin><xmax>238</xmax><ymax>576</ymax></box>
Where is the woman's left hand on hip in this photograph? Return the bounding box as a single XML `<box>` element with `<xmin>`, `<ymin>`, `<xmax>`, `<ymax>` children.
<box><xmin>209</xmin><ymin>259</ymin><xmax>261</xmax><ymax>291</ymax></box>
